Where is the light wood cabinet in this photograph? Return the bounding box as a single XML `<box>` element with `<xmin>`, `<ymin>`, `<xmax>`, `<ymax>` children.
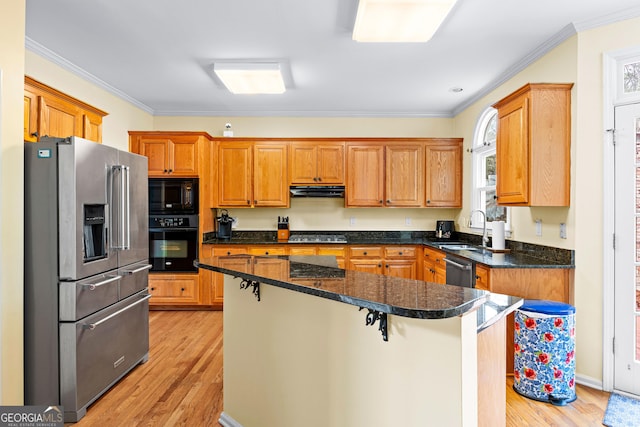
<box><xmin>492</xmin><ymin>83</ymin><xmax>573</xmax><ymax>206</ymax></box>
<box><xmin>425</xmin><ymin>140</ymin><xmax>462</xmax><ymax>207</ymax></box>
<box><xmin>24</xmin><ymin>76</ymin><xmax>107</xmax><ymax>143</ymax></box>
<box><xmin>346</xmin><ymin>140</ymin><xmax>460</xmax><ymax>208</ymax></box>
<box><xmin>349</xmin><ymin>245</ymin><xmax>418</xmax><ymax>279</ymax></box>
<box><xmin>290</xmin><ymin>142</ymin><xmax>345</xmax><ymax>185</ymax></box>
<box><xmin>148</xmin><ymin>274</ymin><xmax>200</xmax><ymax>305</ymax></box>
<box><xmin>474</xmin><ymin>263</ymin><xmax>490</xmax><ymax>291</ymax></box>
<box><xmin>422</xmin><ymin>247</ymin><xmax>446</xmax><ymax>284</ymax></box>
<box><xmin>217</xmin><ymin>141</ymin><xmax>289</xmax><ymax>208</ymax></box>
<box><xmin>481</xmin><ymin>265</ymin><xmax>574</xmax><ymax>374</ymax></box>
<box><xmin>129</xmin><ymin>134</ymin><xmax>199</xmax><ymax>177</ymax></box>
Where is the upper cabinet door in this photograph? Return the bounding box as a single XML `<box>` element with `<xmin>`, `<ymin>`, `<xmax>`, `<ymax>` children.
<box><xmin>134</xmin><ymin>136</ymin><xmax>198</xmax><ymax>177</ymax></box>
<box><xmin>39</xmin><ymin>95</ymin><xmax>84</xmax><ymax>141</ymax></box>
<box><xmin>385</xmin><ymin>144</ymin><xmax>424</xmax><ymax>207</ymax></box>
<box><xmin>218</xmin><ymin>142</ymin><xmax>253</xmax><ymax>207</ymax></box>
<box><xmin>24</xmin><ymin>91</ymin><xmax>39</xmax><ymax>142</ymax></box>
<box><xmin>493</xmin><ymin>83</ymin><xmax>573</xmax><ymax>206</ymax></box>
<box><xmin>138</xmin><ymin>138</ymin><xmax>171</xmax><ymax>175</ymax></box>
<box><xmin>289</xmin><ymin>142</ymin><xmax>345</xmax><ymax>185</ymax></box>
<box><xmin>253</xmin><ymin>143</ymin><xmax>289</xmax><ymax>207</ymax></box>
<box><xmin>425</xmin><ymin>140</ymin><xmax>462</xmax><ymax>207</ymax></box>
<box><xmin>346</xmin><ymin>144</ymin><xmax>384</xmax><ymax>207</ymax></box>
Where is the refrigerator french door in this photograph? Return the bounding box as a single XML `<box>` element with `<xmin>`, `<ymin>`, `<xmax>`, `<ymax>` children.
<box><xmin>24</xmin><ymin>136</ymin><xmax>151</xmax><ymax>422</ymax></box>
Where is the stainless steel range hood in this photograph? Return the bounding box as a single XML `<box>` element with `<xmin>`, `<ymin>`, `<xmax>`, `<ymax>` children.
<box><xmin>290</xmin><ymin>186</ymin><xmax>345</xmax><ymax>198</ymax></box>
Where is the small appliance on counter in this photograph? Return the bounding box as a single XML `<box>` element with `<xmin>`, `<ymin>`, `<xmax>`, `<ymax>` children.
<box><xmin>277</xmin><ymin>216</ymin><xmax>290</xmax><ymax>241</ymax></box>
<box><xmin>216</xmin><ymin>209</ymin><xmax>235</xmax><ymax>239</ymax></box>
<box><xmin>435</xmin><ymin>220</ymin><xmax>456</xmax><ymax>239</ymax></box>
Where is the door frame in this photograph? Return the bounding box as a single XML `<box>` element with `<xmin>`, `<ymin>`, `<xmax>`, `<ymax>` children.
<box><xmin>602</xmin><ymin>46</ymin><xmax>640</xmax><ymax>392</ymax></box>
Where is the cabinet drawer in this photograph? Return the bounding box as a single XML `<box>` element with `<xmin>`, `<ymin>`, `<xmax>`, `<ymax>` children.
<box><xmin>317</xmin><ymin>246</ymin><xmax>346</xmax><ymax>257</ymax></box>
<box><xmin>384</xmin><ymin>246</ymin><xmax>416</xmax><ymax>258</ymax></box>
<box><xmin>212</xmin><ymin>247</ymin><xmax>248</xmax><ymax>256</ymax></box>
<box><xmin>149</xmin><ymin>275</ymin><xmax>199</xmax><ymax>304</ymax></box>
<box><xmin>289</xmin><ymin>246</ymin><xmax>317</xmax><ymax>256</ymax></box>
<box><xmin>349</xmin><ymin>246</ymin><xmax>383</xmax><ymax>258</ymax></box>
<box><xmin>247</xmin><ymin>246</ymin><xmax>288</xmax><ymax>256</ymax></box>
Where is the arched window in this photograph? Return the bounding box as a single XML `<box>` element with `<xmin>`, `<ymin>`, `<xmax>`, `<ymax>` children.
<box><xmin>471</xmin><ymin>108</ymin><xmax>508</xmax><ymax>230</ymax></box>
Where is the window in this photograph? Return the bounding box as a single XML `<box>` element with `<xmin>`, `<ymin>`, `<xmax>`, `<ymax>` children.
<box><xmin>471</xmin><ymin>108</ymin><xmax>508</xmax><ymax>230</ymax></box>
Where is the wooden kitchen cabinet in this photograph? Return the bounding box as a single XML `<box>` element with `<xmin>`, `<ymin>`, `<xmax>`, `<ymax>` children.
<box><xmin>425</xmin><ymin>140</ymin><xmax>462</xmax><ymax>207</ymax></box>
<box><xmin>474</xmin><ymin>263</ymin><xmax>490</xmax><ymax>291</ymax></box>
<box><xmin>383</xmin><ymin>246</ymin><xmax>418</xmax><ymax>279</ymax></box>
<box><xmin>217</xmin><ymin>141</ymin><xmax>289</xmax><ymax>208</ymax></box>
<box><xmin>129</xmin><ymin>134</ymin><xmax>199</xmax><ymax>177</ymax></box>
<box><xmin>422</xmin><ymin>247</ymin><xmax>446</xmax><ymax>284</ymax></box>
<box><xmin>348</xmin><ymin>246</ymin><xmax>384</xmax><ymax>275</ymax></box>
<box><xmin>492</xmin><ymin>83</ymin><xmax>573</xmax><ymax>206</ymax></box>
<box><xmin>289</xmin><ymin>141</ymin><xmax>345</xmax><ymax>185</ymax></box>
<box><xmin>385</xmin><ymin>145</ymin><xmax>424</xmax><ymax>207</ymax></box>
<box><xmin>148</xmin><ymin>273</ymin><xmax>200</xmax><ymax>306</ymax></box>
<box><xmin>346</xmin><ymin>144</ymin><xmax>385</xmax><ymax>207</ymax></box>
<box><xmin>24</xmin><ymin>76</ymin><xmax>107</xmax><ymax>143</ymax></box>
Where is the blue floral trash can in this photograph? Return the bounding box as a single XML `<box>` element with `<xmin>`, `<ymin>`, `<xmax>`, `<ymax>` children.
<box><xmin>513</xmin><ymin>299</ymin><xmax>576</xmax><ymax>406</ymax></box>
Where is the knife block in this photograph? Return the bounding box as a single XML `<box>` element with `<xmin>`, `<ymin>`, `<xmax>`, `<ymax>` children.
<box><xmin>277</xmin><ymin>229</ymin><xmax>290</xmax><ymax>241</ymax></box>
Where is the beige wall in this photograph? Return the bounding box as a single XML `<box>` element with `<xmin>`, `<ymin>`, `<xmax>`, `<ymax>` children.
<box><xmin>0</xmin><ymin>0</ymin><xmax>26</xmax><ymax>404</ymax></box>
<box><xmin>24</xmin><ymin>51</ymin><xmax>154</xmax><ymax>151</ymax></box>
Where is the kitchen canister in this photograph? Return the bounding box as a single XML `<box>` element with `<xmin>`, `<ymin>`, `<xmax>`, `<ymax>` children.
<box><xmin>513</xmin><ymin>300</ymin><xmax>576</xmax><ymax>406</ymax></box>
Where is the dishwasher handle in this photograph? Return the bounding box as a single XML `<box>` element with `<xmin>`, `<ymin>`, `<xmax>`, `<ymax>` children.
<box><xmin>443</xmin><ymin>257</ymin><xmax>472</xmax><ymax>270</ymax></box>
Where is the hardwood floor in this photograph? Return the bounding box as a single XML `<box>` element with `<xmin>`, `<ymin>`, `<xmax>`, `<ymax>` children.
<box><xmin>71</xmin><ymin>311</ymin><xmax>610</xmax><ymax>426</ymax></box>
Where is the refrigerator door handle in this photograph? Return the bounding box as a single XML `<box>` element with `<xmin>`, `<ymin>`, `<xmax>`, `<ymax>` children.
<box><xmin>122</xmin><ymin>264</ymin><xmax>152</xmax><ymax>275</ymax></box>
<box><xmin>82</xmin><ymin>294</ymin><xmax>152</xmax><ymax>330</ymax></box>
<box><xmin>81</xmin><ymin>275</ymin><xmax>122</xmax><ymax>291</ymax></box>
<box><xmin>122</xmin><ymin>165</ymin><xmax>131</xmax><ymax>250</ymax></box>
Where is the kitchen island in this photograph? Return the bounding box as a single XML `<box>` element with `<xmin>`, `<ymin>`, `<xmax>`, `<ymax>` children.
<box><xmin>196</xmin><ymin>255</ymin><xmax>522</xmax><ymax>427</ymax></box>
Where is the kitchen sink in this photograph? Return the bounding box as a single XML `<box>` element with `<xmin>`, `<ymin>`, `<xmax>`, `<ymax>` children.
<box><xmin>438</xmin><ymin>244</ymin><xmax>480</xmax><ymax>251</ymax></box>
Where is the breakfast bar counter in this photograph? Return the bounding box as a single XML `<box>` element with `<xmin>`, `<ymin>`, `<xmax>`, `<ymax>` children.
<box><xmin>196</xmin><ymin>255</ymin><xmax>522</xmax><ymax>427</ymax></box>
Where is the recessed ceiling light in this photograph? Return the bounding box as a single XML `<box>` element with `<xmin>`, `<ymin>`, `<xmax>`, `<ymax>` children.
<box><xmin>213</xmin><ymin>63</ymin><xmax>286</xmax><ymax>94</ymax></box>
<box><xmin>353</xmin><ymin>0</ymin><xmax>458</xmax><ymax>43</ymax></box>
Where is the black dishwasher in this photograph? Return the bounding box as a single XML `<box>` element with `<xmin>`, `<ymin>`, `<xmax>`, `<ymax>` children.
<box><xmin>443</xmin><ymin>253</ymin><xmax>475</xmax><ymax>288</ymax></box>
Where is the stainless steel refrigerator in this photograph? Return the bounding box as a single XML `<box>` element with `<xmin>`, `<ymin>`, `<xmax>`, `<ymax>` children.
<box><xmin>24</xmin><ymin>136</ymin><xmax>151</xmax><ymax>422</ymax></box>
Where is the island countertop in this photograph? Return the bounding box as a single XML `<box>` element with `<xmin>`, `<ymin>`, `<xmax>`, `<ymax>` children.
<box><xmin>195</xmin><ymin>255</ymin><xmax>522</xmax><ymax>332</ymax></box>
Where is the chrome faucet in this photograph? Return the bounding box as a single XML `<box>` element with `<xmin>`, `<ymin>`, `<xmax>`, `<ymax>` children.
<box><xmin>470</xmin><ymin>210</ymin><xmax>489</xmax><ymax>248</ymax></box>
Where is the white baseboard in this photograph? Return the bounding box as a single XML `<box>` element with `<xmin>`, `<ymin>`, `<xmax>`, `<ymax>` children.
<box><xmin>575</xmin><ymin>373</ymin><xmax>604</xmax><ymax>391</ymax></box>
<box><xmin>219</xmin><ymin>412</ymin><xmax>243</xmax><ymax>427</ymax></box>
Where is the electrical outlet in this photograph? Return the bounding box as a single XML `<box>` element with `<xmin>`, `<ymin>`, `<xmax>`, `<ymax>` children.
<box><xmin>405</xmin><ymin>217</ymin><xmax>412</xmax><ymax>226</ymax></box>
<box><xmin>560</xmin><ymin>223</ymin><xmax>567</xmax><ymax>239</ymax></box>
<box><xmin>350</xmin><ymin>216</ymin><xmax>356</xmax><ymax>226</ymax></box>
<box><xmin>535</xmin><ymin>219</ymin><xmax>542</xmax><ymax>236</ymax></box>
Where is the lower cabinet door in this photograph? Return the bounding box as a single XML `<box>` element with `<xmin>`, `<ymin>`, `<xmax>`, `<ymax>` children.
<box><xmin>148</xmin><ymin>273</ymin><xmax>200</xmax><ymax>305</ymax></box>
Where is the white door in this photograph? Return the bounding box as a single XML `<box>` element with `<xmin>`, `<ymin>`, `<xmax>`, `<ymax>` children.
<box><xmin>614</xmin><ymin>102</ymin><xmax>640</xmax><ymax>395</ymax></box>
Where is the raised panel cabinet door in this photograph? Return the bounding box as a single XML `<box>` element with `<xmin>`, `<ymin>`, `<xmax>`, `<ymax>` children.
<box><xmin>138</xmin><ymin>138</ymin><xmax>171</xmax><ymax>176</ymax></box>
<box><xmin>425</xmin><ymin>141</ymin><xmax>462</xmax><ymax>207</ymax></box>
<box><xmin>39</xmin><ymin>95</ymin><xmax>83</xmax><ymax>140</ymax></box>
<box><xmin>24</xmin><ymin>91</ymin><xmax>39</xmax><ymax>142</ymax></box>
<box><xmin>348</xmin><ymin>259</ymin><xmax>384</xmax><ymax>275</ymax></box>
<box><xmin>385</xmin><ymin>260</ymin><xmax>417</xmax><ymax>279</ymax></box>
<box><xmin>316</xmin><ymin>144</ymin><xmax>345</xmax><ymax>184</ymax></box>
<box><xmin>474</xmin><ymin>264</ymin><xmax>490</xmax><ymax>291</ymax></box>
<box><xmin>495</xmin><ymin>93</ymin><xmax>530</xmax><ymax>205</ymax></box>
<box><xmin>82</xmin><ymin>113</ymin><xmax>103</xmax><ymax>144</ymax></box>
<box><xmin>169</xmin><ymin>136</ymin><xmax>198</xmax><ymax>176</ymax></box>
<box><xmin>385</xmin><ymin>145</ymin><xmax>424</xmax><ymax>207</ymax></box>
<box><xmin>289</xmin><ymin>144</ymin><xmax>318</xmax><ymax>184</ymax></box>
<box><xmin>346</xmin><ymin>144</ymin><xmax>384</xmax><ymax>207</ymax></box>
<box><xmin>253</xmin><ymin>144</ymin><xmax>289</xmax><ymax>207</ymax></box>
<box><xmin>218</xmin><ymin>142</ymin><xmax>253</xmax><ymax>207</ymax></box>
<box><xmin>148</xmin><ymin>274</ymin><xmax>200</xmax><ymax>305</ymax></box>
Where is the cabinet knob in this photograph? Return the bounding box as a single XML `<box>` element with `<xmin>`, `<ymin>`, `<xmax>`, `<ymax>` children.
<box><xmin>363</xmin><ymin>252</ymin><xmax>367</xmax><ymax>255</ymax></box>
<box><xmin>399</xmin><ymin>252</ymin><xmax>403</xmax><ymax>255</ymax></box>
<box><xmin>181</xmin><ymin>287</ymin><xmax>185</xmax><ymax>291</ymax></box>
<box><xmin>265</xmin><ymin>251</ymin><xmax>269</xmax><ymax>255</ymax></box>
<box><xmin>378</xmin><ymin>264</ymin><xmax>382</xmax><ymax>268</ymax></box>
<box><xmin>254</xmin><ymin>200</ymin><xmax>257</xmax><ymax>204</ymax></box>
<box><xmin>385</xmin><ymin>264</ymin><xmax>389</xmax><ymax>268</ymax></box>
<box><xmin>386</xmin><ymin>199</ymin><xmax>391</xmax><ymax>204</ymax></box>
<box><xmin>163</xmin><ymin>169</ymin><xmax>168</xmax><ymax>173</ymax></box>
<box><xmin>247</xmin><ymin>200</ymin><xmax>251</xmax><ymax>205</ymax></box>
<box><xmin>379</xmin><ymin>200</ymin><xmax>383</xmax><ymax>204</ymax></box>
<box><xmin>227</xmin><ymin>251</ymin><xmax>231</xmax><ymax>255</ymax></box>
<box><xmin>31</xmin><ymin>131</ymin><xmax>39</xmax><ymax>137</ymax></box>
<box><xmin>427</xmin><ymin>200</ymin><xmax>431</xmax><ymax>204</ymax></box>
<box><xmin>317</xmin><ymin>177</ymin><xmax>322</xmax><ymax>182</ymax></box>
<box><xmin>475</xmin><ymin>275</ymin><xmax>480</xmax><ymax>280</ymax></box>
<box><xmin>168</xmin><ymin>169</ymin><xmax>173</xmax><ymax>173</ymax></box>
<box><xmin>151</xmin><ymin>287</ymin><xmax>156</xmax><ymax>291</ymax></box>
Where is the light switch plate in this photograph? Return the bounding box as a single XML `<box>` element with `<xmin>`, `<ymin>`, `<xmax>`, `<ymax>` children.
<box><xmin>535</xmin><ymin>219</ymin><xmax>542</xmax><ymax>236</ymax></box>
<box><xmin>560</xmin><ymin>223</ymin><xmax>567</xmax><ymax>239</ymax></box>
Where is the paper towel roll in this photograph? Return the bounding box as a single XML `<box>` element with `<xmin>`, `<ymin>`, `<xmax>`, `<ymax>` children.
<box><xmin>492</xmin><ymin>221</ymin><xmax>505</xmax><ymax>250</ymax></box>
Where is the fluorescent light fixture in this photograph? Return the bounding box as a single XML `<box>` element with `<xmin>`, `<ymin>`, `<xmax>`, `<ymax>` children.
<box><xmin>353</xmin><ymin>0</ymin><xmax>458</xmax><ymax>42</ymax></box>
<box><xmin>213</xmin><ymin>63</ymin><xmax>286</xmax><ymax>94</ymax></box>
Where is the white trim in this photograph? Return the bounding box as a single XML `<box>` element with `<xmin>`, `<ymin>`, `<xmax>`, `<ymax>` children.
<box><xmin>602</xmin><ymin>45</ymin><xmax>640</xmax><ymax>393</ymax></box>
<box><xmin>576</xmin><ymin>373</ymin><xmax>604</xmax><ymax>391</ymax></box>
<box><xmin>219</xmin><ymin>412</ymin><xmax>243</xmax><ymax>427</ymax></box>
<box><xmin>25</xmin><ymin>37</ymin><xmax>155</xmax><ymax>115</ymax></box>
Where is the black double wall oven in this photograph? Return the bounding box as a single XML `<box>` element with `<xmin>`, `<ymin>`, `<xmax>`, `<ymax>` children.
<box><xmin>148</xmin><ymin>178</ymin><xmax>199</xmax><ymax>272</ymax></box>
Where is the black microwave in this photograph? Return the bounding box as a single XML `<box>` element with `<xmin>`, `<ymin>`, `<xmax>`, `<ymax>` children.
<box><xmin>148</xmin><ymin>178</ymin><xmax>199</xmax><ymax>215</ymax></box>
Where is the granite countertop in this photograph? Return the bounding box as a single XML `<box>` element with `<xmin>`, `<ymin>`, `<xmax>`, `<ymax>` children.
<box><xmin>195</xmin><ymin>255</ymin><xmax>522</xmax><ymax>331</ymax></box>
<box><xmin>202</xmin><ymin>230</ymin><xmax>575</xmax><ymax>269</ymax></box>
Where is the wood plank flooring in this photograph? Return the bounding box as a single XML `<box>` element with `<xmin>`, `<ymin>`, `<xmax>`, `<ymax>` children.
<box><xmin>70</xmin><ymin>310</ymin><xmax>611</xmax><ymax>426</ymax></box>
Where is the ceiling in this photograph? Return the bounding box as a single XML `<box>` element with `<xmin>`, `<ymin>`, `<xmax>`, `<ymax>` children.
<box><xmin>25</xmin><ymin>0</ymin><xmax>640</xmax><ymax>118</ymax></box>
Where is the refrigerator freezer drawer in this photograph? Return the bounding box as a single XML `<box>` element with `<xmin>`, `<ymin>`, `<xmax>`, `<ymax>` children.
<box><xmin>119</xmin><ymin>261</ymin><xmax>152</xmax><ymax>299</ymax></box>
<box><xmin>59</xmin><ymin>291</ymin><xmax>150</xmax><ymax>422</ymax></box>
<box><xmin>59</xmin><ymin>272</ymin><xmax>121</xmax><ymax>321</ymax></box>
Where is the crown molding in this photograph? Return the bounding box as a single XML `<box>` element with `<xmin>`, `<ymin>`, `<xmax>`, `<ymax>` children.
<box><xmin>25</xmin><ymin>37</ymin><xmax>155</xmax><ymax>115</ymax></box>
<box><xmin>151</xmin><ymin>109</ymin><xmax>454</xmax><ymax>118</ymax></box>
<box><xmin>573</xmin><ymin>5</ymin><xmax>640</xmax><ymax>32</ymax></box>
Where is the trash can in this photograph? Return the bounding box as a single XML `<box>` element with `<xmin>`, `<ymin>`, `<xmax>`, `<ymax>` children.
<box><xmin>513</xmin><ymin>299</ymin><xmax>576</xmax><ymax>406</ymax></box>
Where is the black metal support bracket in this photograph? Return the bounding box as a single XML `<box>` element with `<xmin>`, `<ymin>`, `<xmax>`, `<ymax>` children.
<box><xmin>359</xmin><ymin>307</ymin><xmax>388</xmax><ymax>341</ymax></box>
<box><xmin>239</xmin><ymin>278</ymin><xmax>261</xmax><ymax>301</ymax></box>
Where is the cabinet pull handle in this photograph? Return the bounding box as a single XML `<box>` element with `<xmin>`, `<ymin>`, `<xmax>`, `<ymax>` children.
<box><xmin>247</xmin><ymin>200</ymin><xmax>251</xmax><ymax>205</ymax></box>
<box><xmin>317</xmin><ymin>177</ymin><xmax>322</xmax><ymax>182</ymax></box>
<box><xmin>168</xmin><ymin>169</ymin><xmax>173</xmax><ymax>173</ymax></box>
<box><xmin>163</xmin><ymin>169</ymin><xmax>168</xmax><ymax>173</ymax></box>
<box><xmin>399</xmin><ymin>252</ymin><xmax>403</xmax><ymax>255</ymax></box>
<box><xmin>475</xmin><ymin>275</ymin><xmax>480</xmax><ymax>279</ymax></box>
<box><xmin>363</xmin><ymin>252</ymin><xmax>367</xmax><ymax>255</ymax></box>
<box><xmin>31</xmin><ymin>131</ymin><xmax>39</xmax><ymax>137</ymax></box>
<box><xmin>254</xmin><ymin>200</ymin><xmax>257</xmax><ymax>204</ymax></box>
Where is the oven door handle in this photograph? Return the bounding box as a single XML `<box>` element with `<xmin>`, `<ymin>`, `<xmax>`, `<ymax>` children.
<box><xmin>82</xmin><ymin>275</ymin><xmax>122</xmax><ymax>291</ymax></box>
<box><xmin>83</xmin><ymin>294</ymin><xmax>152</xmax><ymax>330</ymax></box>
<box><xmin>149</xmin><ymin>227</ymin><xmax>199</xmax><ymax>232</ymax></box>
<box><xmin>443</xmin><ymin>257</ymin><xmax>472</xmax><ymax>270</ymax></box>
<box><xmin>122</xmin><ymin>264</ymin><xmax>153</xmax><ymax>275</ymax></box>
